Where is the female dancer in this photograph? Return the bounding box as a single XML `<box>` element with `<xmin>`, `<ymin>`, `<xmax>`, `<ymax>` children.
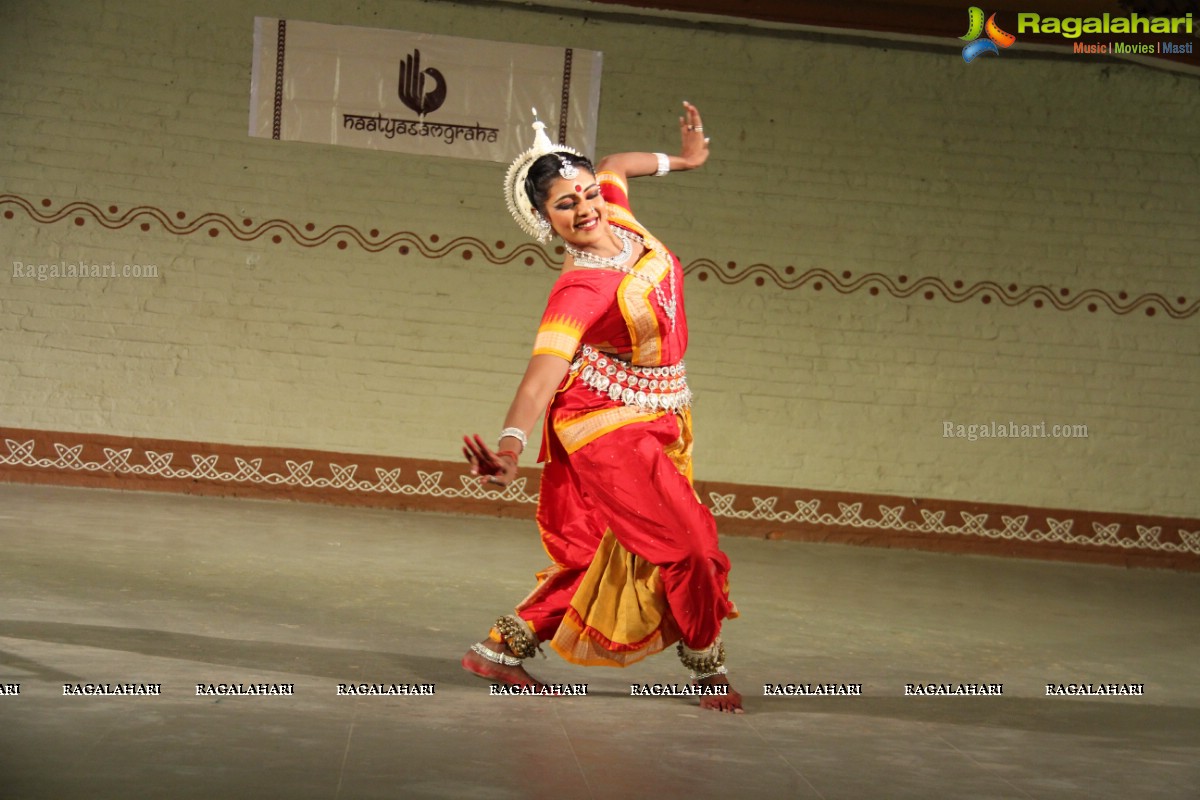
<box><xmin>462</xmin><ymin>102</ymin><xmax>741</xmax><ymax>713</ymax></box>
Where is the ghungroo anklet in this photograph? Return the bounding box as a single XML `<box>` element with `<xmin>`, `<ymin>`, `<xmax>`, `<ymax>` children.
<box><xmin>495</xmin><ymin>614</ymin><xmax>539</xmax><ymax>660</ymax></box>
<box><xmin>677</xmin><ymin>639</ymin><xmax>726</xmax><ymax>675</ymax></box>
<box><xmin>470</xmin><ymin>642</ymin><xmax>522</xmax><ymax>667</ymax></box>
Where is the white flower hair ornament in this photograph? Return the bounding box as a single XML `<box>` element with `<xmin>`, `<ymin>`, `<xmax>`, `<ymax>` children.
<box><xmin>504</xmin><ymin>108</ymin><xmax>584</xmax><ymax>243</ymax></box>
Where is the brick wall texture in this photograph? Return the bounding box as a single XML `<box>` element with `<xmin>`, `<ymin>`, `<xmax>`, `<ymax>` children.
<box><xmin>1</xmin><ymin>0</ymin><xmax>1197</xmax><ymax>518</ymax></box>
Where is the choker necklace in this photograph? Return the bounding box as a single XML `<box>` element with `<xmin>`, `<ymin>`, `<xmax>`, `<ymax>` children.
<box><xmin>564</xmin><ymin>230</ymin><xmax>633</xmax><ymax>269</ymax></box>
<box><xmin>565</xmin><ymin>228</ymin><xmax>676</xmax><ymax>330</ymax></box>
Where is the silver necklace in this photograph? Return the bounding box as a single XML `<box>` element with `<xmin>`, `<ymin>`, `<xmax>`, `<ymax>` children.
<box><xmin>564</xmin><ymin>229</ymin><xmax>633</xmax><ymax>269</ymax></box>
<box><xmin>567</xmin><ymin>227</ymin><xmax>676</xmax><ymax>330</ymax></box>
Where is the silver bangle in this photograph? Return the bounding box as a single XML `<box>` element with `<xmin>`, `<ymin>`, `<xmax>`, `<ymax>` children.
<box><xmin>690</xmin><ymin>665</ymin><xmax>728</xmax><ymax>682</ymax></box>
<box><xmin>470</xmin><ymin>642</ymin><xmax>522</xmax><ymax>667</ymax></box>
<box><xmin>498</xmin><ymin>427</ymin><xmax>528</xmax><ymax>451</ymax></box>
<box><xmin>653</xmin><ymin>152</ymin><xmax>670</xmax><ymax>177</ymax></box>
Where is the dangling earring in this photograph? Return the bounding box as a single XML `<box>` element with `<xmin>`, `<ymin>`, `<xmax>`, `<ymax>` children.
<box><xmin>534</xmin><ymin>213</ymin><xmax>552</xmax><ymax>244</ymax></box>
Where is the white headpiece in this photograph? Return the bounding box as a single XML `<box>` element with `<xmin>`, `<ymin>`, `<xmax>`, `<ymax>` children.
<box><xmin>504</xmin><ymin>108</ymin><xmax>584</xmax><ymax>243</ymax></box>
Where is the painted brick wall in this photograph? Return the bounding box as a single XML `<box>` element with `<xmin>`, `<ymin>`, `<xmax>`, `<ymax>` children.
<box><xmin>0</xmin><ymin>0</ymin><xmax>1196</xmax><ymax>518</ymax></box>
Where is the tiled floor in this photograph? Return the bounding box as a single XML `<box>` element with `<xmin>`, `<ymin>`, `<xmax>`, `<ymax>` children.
<box><xmin>0</xmin><ymin>484</ymin><xmax>1197</xmax><ymax>799</ymax></box>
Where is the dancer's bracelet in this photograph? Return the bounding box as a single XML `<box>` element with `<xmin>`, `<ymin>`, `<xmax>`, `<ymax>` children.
<box><xmin>498</xmin><ymin>427</ymin><xmax>527</xmax><ymax>452</ymax></box>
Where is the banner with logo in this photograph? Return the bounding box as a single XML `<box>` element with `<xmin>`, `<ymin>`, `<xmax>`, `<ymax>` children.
<box><xmin>249</xmin><ymin>18</ymin><xmax>603</xmax><ymax>162</ymax></box>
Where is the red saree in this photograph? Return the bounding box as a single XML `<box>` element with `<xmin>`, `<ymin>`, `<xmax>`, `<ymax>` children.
<box><xmin>512</xmin><ymin>171</ymin><xmax>736</xmax><ymax>667</ymax></box>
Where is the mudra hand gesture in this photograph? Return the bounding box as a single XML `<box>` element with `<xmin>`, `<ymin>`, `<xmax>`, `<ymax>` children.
<box><xmin>678</xmin><ymin>101</ymin><xmax>709</xmax><ymax>170</ymax></box>
<box><xmin>463</xmin><ymin>434</ymin><xmax>518</xmax><ymax>487</ymax></box>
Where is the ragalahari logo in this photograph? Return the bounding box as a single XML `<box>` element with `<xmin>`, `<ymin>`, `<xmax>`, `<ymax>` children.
<box><xmin>961</xmin><ymin>7</ymin><xmax>1017</xmax><ymax>62</ymax></box>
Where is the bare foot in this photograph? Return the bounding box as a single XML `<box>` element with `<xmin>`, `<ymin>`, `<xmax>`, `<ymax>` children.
<box><xmin>696</xmin><ymin>673</ymin><xmax>744</xmax><ymax>714</ymax></box>
<box><xmin>461</xmin><ymin>641</ymin><xmax>544</xmax><ymax>688</ymax></box>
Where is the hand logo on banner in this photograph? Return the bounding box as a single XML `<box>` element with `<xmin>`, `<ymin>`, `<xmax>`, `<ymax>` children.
<box><xmin>398</xmin><ymin>49</ymin><xmax>447</xmax><ymax>115</ymax></box>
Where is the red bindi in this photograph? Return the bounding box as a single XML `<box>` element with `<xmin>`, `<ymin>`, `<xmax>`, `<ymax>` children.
<box><xmin>575</xmin><ymin>184</ymin><xmax>582</xmax><ymax>192</ymax></box>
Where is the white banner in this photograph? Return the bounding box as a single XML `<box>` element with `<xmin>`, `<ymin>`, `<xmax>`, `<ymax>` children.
<box><xmin>249</xmin><ymin>18</ymin><xmax>603</xmax><ymax>162</ymax></box>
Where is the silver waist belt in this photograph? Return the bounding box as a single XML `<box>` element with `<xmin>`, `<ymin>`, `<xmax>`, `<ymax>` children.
<box><xmin>572</xmin><ymin>344</ymin><xmax>693</xmax><ymax>412</ymax></box>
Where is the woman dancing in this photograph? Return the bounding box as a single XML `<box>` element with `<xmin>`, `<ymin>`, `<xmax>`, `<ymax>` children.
<box><xmin>462</xmin><ymin>102</ymin><xmax>741</xmax><ymax>713</ymax></box>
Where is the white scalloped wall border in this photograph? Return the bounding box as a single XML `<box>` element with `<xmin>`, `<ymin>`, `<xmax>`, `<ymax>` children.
<box><xmin>2</xmin><ymin>436</ymin><xmax>1196</xmax><ymax>558</ymax></box>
